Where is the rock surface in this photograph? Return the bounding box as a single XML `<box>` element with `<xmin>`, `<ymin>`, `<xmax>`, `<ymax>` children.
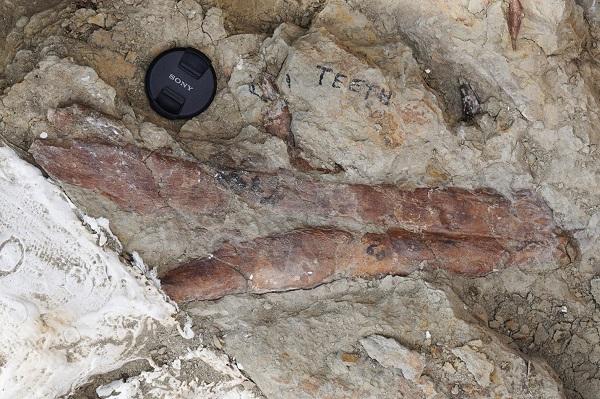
<box><xmin>190</xmin><ymin>277</ymin><xmax>566</xmax><ymax>399</ymax></box>
<box><xmin>0</xmin><ymin>145</ymin><xmax>175</xmax><ymax>398</ymax></box>
<box><xmin>96</xmin><ymin>346</ymin><xmax>259</xmax><ymax>399</ymax></box>
<box><xmin>359</xmin><ymin>335</ymin><xmax>426</xmax><ymax>381</ymax></box>
<box><xmin>1</xmin><ymin>0</ymin><xmax>600</xmax><ymax>398</ymax></box>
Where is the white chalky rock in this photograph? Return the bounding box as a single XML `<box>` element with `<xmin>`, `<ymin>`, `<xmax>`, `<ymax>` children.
<box><xmin>0</xmin><ymin>146</ymin><xmax>176</xmax><ymax>398</ymax></box>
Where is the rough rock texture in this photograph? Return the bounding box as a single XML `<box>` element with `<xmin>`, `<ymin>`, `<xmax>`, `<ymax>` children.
<box><xmin>96</xmin><ymin>347</ymin><xmax>260</xmax><ymax>399</ymax></box>
<box><xmin>0</xmin><ymin>145</ymin><xmax>175</xmax><ymax>398</ymax></box>
<box><xmin>359</xmin><ymin>335</ymin><xmax>426</xmax><ymax>381</ymax></box>
<box><xmin>0</xmin><ymin>0</ymin><xmax>63</xmax><ymax>74</ymax></box>
<box><xmin>0</xmin><ymin>143</ymin><xmax>263</xmax><ymax>399</ymax></box>
<box><xmin>190</xmin><ymin>276</ymin><xmax>565</xmax><ymax>398</ymax></box>
<box><xmin>2</xmin><ymin>0</ymin><xmax>600</xmax><ymax>398</ymax></box>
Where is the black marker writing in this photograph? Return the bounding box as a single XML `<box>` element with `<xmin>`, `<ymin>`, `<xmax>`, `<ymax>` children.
<box><xmin>332</xmin><ymin>73</ymin><xmax>347</xmax><ymax>88</ymax></box>
<box><xmin>249</xmin><ymin>83</ymin><xmax>267</xmax><ymax>103</ymax></box>
<box><xmin>379</xmin><ymin>88</ymin><xmax>392</xmax><ymax>105</ymax></box>
<box><xmin>249</xmin><ymin>83</ymin><xmax>258</xmax><ymax>96</ymax></box>
<box><xmin>349</xmin><ymin>79</ymin><xmax>365</xmax><ymax>93</ymax></box>
<box><xmin>316</xmin><ymin>65</ymin><xmax>334</xmax><ymax>86</ymax></box>
<box><xmin>364</xmin><ymin>83</ymin><xmax>376</xmax><ymax>100</ymax></box>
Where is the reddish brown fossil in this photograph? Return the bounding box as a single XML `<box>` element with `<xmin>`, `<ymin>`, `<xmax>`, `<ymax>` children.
<box><xmin>507</xmin><ymin>0</ymin><xmax>524</xmax><ymax>50</ymax></box>
<box><xmin>30</xmin><ymin>140</ymin><xmax>573</xmax><ymax>303</ymax></box>
<box><xmin>161</xmin><ymin>226</ymin><xmax>570</xmax><ymax>303</ymax></box>
<box><xmin>31</xmin><ymin>140</ymin><xmax>559</xmax><ymax>241</ymax></box>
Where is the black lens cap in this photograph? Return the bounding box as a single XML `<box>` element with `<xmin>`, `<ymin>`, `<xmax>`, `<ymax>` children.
<box><xmin>145</xmin><ymin>47</ymin><xmax>217</xmax><ymax>120</ymax></box>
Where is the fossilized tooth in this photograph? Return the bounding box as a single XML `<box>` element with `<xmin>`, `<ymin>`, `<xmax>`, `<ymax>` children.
<box><xmin>31</xmin><ymin>139</ymin><xmax>576</xmax><ymax>298</ymax></box>
<box><xmin>31</xmin><ymin>139</ymin><xmax>570</xmax><ymax>246</ymax></box>
<box><xmin>507</xmin><ymin>0</ymin><xmax>524</xmax><ymax>50</ymax></box>
<box><xmin>161</xmin><ymin>224</ymin><xmax>572</xmax><ymax>303</ymax></box>
<box><xmin>31</xmin><ymin>140</ymin><xmax>560</xmax><ymax>241</ymax></box>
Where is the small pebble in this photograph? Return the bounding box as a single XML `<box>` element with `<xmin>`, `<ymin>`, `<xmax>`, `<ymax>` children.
<box><xmin>125</xmin><ymin>51</ymin><xmax>138</xmax><ymax>63</ymax></box>
<box><xmin>212</xmin><ymin>335</ymin><xmax>223</xmax><ymax>350</ymax></box>
<box><xmin>87</xmin><ymin>13</ymin><xmax>106</xmax><ymax>27</ymax></box>
<box><xmin>443</xmin><ymin>362</ymin><xmax>456</xmax><ymax>374</ymax></box>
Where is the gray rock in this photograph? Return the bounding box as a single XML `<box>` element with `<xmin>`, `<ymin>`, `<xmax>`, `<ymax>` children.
<box><xmin>190</xmin><ymin>277</ymin><xmax>565</xmax><ymax>399</ymax></box>
<box><xmin>591</xmin><ymin>278</ymin><xmax>600</xmax><ymax>305</ymax></box>
<box><xmin>359</xmin><ymin>335</ymin><xmax>425</xmax><ymax>380</ymax></box>
<box><xmin>451</xmin><ymin>343</ymin><xmax>493</xmax><ymax>388</ymax></box>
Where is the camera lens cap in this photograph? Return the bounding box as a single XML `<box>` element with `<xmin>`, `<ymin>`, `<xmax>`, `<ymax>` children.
<box><xmin>145</xmin><ymin>47</ymin><xmax>217</xmax><ymax>120</ymax></box>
